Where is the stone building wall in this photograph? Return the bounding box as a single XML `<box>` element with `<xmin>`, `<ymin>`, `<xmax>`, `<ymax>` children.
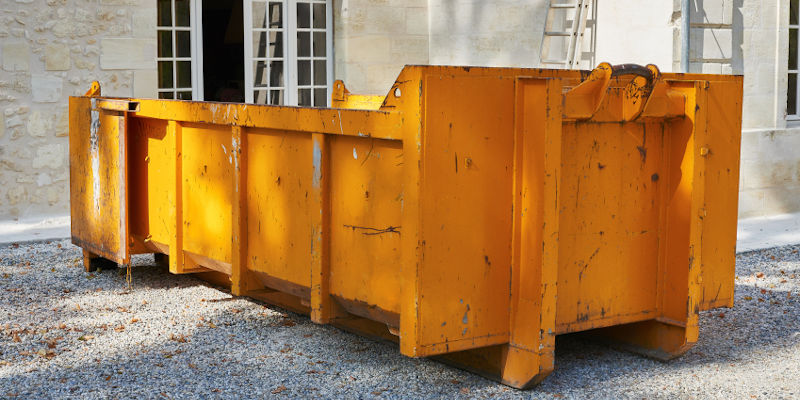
<box><xmin>0</xmin><ymin>0</ymin><xmax>157</xmax><ymax>221</ymax></box>
<box><xmin>1</xmin><ymin>0</ymin><xmax>798</xmax><ymax>223</ymax></box>
<box><xmin>428</xmin><ymin>0</ymin><xmax>548</xmax><ymax>68</ymax></box>
<box><xmin>333</xmin><ymin>0</ymin><xmax>429</xmax><ymax>95</ymax></box>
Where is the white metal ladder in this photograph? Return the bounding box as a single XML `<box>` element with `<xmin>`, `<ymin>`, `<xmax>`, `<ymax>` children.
<box><xmin>540</xmin><ymin>0</ymin><xmax>592</xmax><ymax>69</ymax></box>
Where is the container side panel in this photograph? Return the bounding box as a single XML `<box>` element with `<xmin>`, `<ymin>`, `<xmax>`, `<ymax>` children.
<box><xmin>555</xmin><ymin>120</ymin><xmax>662</xmax><ymax>332</ymax></box>
<box><xmin>698</xmin><ymin>79</ymin><xmax>742</xmax><ymax>310</ymax></box>
<box><xmin>329</xmin><ymin>136</ymin><xmax>404</xmax><ymax>316</ymax></box>
<box><xmin>246</xmin><ymin>129</ymin><xmax>314</xmax><ymax>288</ymax></box>
<box><xmin>181</xmin><ymin>123</ymin><xmax>233</xmax><ymax>265</ymax></box>
<box><xmin>69</xmin><ymin>97</ymin><xmax>129</xmax><ymax>264</ymax></box>
<box><xmin>418</xmin><ymin>75</ymin><xmax>514</xmax><ymax>352</ymax></box>
<box><xmin>128</xmin><ymin>117</ymin><xmax>173</xmax><ymax>248</ymax></box>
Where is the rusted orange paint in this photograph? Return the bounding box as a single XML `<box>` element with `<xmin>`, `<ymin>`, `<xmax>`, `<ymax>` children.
<box><xmin>68</xmin><ymin>64</ymin><xmax>742</xmax><ymax>389</ymax></box>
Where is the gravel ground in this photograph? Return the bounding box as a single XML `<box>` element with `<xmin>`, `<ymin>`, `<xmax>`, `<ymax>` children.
<box><xmin>1</xmin><ymin>239</ymin><xmax>799</xmax><ymax>399</ymax></box>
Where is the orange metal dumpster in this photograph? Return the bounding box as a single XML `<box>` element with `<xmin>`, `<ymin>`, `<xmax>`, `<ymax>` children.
<box><xmin>68</xmin><ymin>63</ymin><xmax>742</xmax><ymax>388</ymax></box>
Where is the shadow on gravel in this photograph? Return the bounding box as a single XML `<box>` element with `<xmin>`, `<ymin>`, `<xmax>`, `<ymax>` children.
<box><xmin>2</xmin><ymin>242</ymin><xmax>798</xmax><ymax>398</ymax></box>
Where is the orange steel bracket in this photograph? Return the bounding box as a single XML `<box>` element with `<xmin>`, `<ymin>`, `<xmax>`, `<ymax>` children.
<box><xmin>84</xmin><ymin>81</ymin><xmax>101</xmax><ymax>97</ymax></box>
<box><xmin>331</xmin><ymin>80</ymin><xmax>384</xmax><ymax>110</ymax></box>
<box><xmin>563</xmin><ymin>62</ymin><xmax>612</xmax><ymax>119</ymax></box>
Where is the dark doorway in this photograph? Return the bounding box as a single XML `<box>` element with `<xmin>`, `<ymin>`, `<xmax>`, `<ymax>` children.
<box><xmin>202</xmin><ymin>0</ymin><xmax>244</xmax><ymax>102</ymax></box>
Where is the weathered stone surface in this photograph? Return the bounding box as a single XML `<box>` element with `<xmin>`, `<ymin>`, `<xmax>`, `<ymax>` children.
<box><xmin>31</xmin><ymin>75</ymin><xmax>63</xmax><ymax>103</ymax></box>
<box><xmin>45</xmin><ymin>44</ymin><xmax>70</xmax><ymax>71</ymax></box>
<box><xmin>2</xmin><ymin>41</ymin><xmax>30</xmax><ymax>71</ymax></box>
<box><xmin>27</xmin><ymin>110</ymin><xmax>51</xmax><ymax>137</ymax></box>
<box><xmin>6</xmin><ymin>186</ymin><xmax>26</xmax><ymax>206</ymax></box>
<box><xmin>54</xmin><ymin>108</ymin><xmax>68</xmax><ymax>137</ymax></box>
<box><xmin>32</xmin><ymin>143</ymin><xmax>65</xmax><ymax>169</ymax></box>
<box><xmin>100</xmin><ymin>38</ymin><xmax>156</xmax><ymax>70</ymax></box>
<box><xmin>133</xmin><ymin>69</ymin><xmax>157</xmax><ymax>98</ymax></box>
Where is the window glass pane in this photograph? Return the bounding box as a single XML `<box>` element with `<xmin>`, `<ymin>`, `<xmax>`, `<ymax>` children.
<box><xmin>177</xmin><ymin>91</ymin><xmax>192</xmax><ymax>100</ymax></box>
<box><xmin>254</xmin><ymin>61</ymin><xmax>269</xmax><ymax>87</ymax></box>
<box><xmin>159</xmin><ymin>91</ymin><xmax>174</xmax><ymax>99</ymax></box>
<box><xmin>789</xmin><ymin>73</ymin><xmax>797</xmax><ymax>116</ymax></box>
<box><xmin>298</xmin><ymin>88</ymin><xmax>312</xmax><ymax>106</ymax></box>
<box><xmin>298</xmin><ymin>60</ymin><xmax>311</xmax><ymax>85</ymax></box>
<box><xmin>791</xmin><ymin>29</ymin><xmax>798</xmax><ymax>71</ymax></box>
<box><xmin>253</xmin><ymin>1</ymin><xmax>268</xmax><ymax>29</ymax></box>
<box><xmin>314</xmin><ymin>88</ymin><xmax>326</xmax><ymax>107</ymax></box>
<box><xmin>297</xmin><ymin>32</ymin><xmax>310</xmax><ymax>57</ymax></box>
<box><xmin>269</xmin><ymin>2</ymin><xmax>283</xmax><ymax>27</ymax></box>
<box><xmin>270</xmin><ymin>90</ymin><xmax>284</xmax><ymax>105</ymax></box>
<box><xmin>270</xmin><ymin>31</ymin><xmax>283</xmax><ymax>58</ymax></box>
<box><xmin>176</xmin><ymin>30</ymin><xmax>191</xmax><ymax>58</ymax></box>
<box><xmin>176</xmin><ymin>61</ymin><xmax>192</xmax><ymax>88</ymax></box>
<box><xmin>297</xmin><ymin>2</ymin><xmax>311</xmax><ymax>29</ymax></box>
<box><xmin>254</xmin><ymin>90</ymin><xmax>268</xmax><ymax>104</ymax></box>
<box><xmin>254</xmin><ymin>31</ymin><xmax>269</xmax><ymax>58</ymax></box>
<box><xmin>158</xmin><ymin>61</ymin><xmax>173</xmax><ymax>88</ymax></box>
<box><xmin>313</xmin><ymin>3</ymin><xmax>326</xmax><ymax>29</ymax></box>
<box><xmin>313</xmin><ymin>60</ymin><xmax>326</xmax><ymax>85</ymax></box>
<box><xmin>157</xmin><ymin>0</ymin><xmax>171</xmax><ymax>27</ymax></box>
<box><xmin>313</xmin><ymin>32</ymin><xmax>326</xmax><ymax>57</ymax></box>
<box><xmin>158</xmin><ymin>30</ymin><xmax>173</xmax><ymax>57</ymax></box>
<box><xmin>270</xmin><ymin>60</ymin><xmax>284</xmax><ymax>87</ymax></box>
<box><xmin>792</xmin><ymin>0</ymin><xmax>799</xmax><ymax>25</ymax></box>
<box><xmin>175</xmin><ymin>0</ymin><xmax>190</xmax><ymax>27</ymax></box>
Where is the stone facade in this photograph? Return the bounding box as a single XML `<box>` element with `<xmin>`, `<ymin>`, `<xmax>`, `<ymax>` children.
<box><xmin>333</xmin><ymin>0</ymin><xmax>429</xmax><ymax>95</ymax></box>
<box><xmin>0</xmin><ymin>0</ymin><xmax>156</xmax><ymax>221</ymax></box>
<box><xmin>0</xmin><ymin>1</ymin><xmax>797</xmax><ymax>222</ymax></box>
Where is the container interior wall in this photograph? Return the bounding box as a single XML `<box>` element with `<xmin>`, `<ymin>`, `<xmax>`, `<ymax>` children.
<box><xmin>128</xmin><ymin>117</ymin><xmax>172</xmax><ymax>253</ymax></box>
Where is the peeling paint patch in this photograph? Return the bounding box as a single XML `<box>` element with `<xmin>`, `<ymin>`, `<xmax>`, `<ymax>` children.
<box><xmin>89</xmin><ymin>99</ymin><xmax>100</xmax><ymax>214</ymax></box>
<box><xmin>312</xmin><ymin>140</ymin><xmax>322</xmax><ymax>188</ymax></box>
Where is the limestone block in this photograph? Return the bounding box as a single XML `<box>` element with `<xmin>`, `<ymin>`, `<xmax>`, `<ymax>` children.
<box><xmin>690</xmin><ymin>27</ymin><xmax>732</xmax><ymax>60</ymax></box>
<box><xmin>31</xmin><ymin>75</ymin><xmax>63</xmax><ymax>103</ymax></box>
<box><xmin>390</xmin><ymin>36</ymin><xmax>428</xmax><ymax>64</ymax></box>
<box><xmin>366</xmin><ymin>64</ymin><xmax>401</xmax><ymax>94</ymax></box>
<box><xmin>758</xmin><ymin>129</ymin><xmax>800</xmax><ymax>161</ymax></box>
<box><xmin>762</xmin><ymin>185</ymin><xmax>800</xmax><ymax>215</ymax></box>
<box><xmin>405</xmin><ymin>7</ymin><xmax>427</xmax><ymax>35</ymax></box>
<box><xmin>54</xmin><ymin>109</ymin><xmax>68</xmax><ymax>137</ymax></box>
<box><xmin>133</xmin><ymin>69</ymin><xmax>157</xmax><ymax>98</ymax></box>
<box><xmin>737</xmin><ymin>189</ymin><xmax>765</xmax><ymax>218</ymax></box>
<box><xmin>364</xmin><ymin>7</ymin><xmax>406</xmax><ymax>34</ymax></box>
<box><xmin>45</xmin><ymin>44</ymin><xmax>70</xmax><ymax>71</ymax></box>
<box><xmin>27</xmin><ymin>110</ymin><xmax>52</xmax><ymax>137</ymax></box>
<box><xmin>32</xmin><ymin>143</ymin><xmax>64</xmax><ymax>169</ymax></box>
<box><xmin>6</xmin><ymin>115</ymin><xmax>23</xmax><ymax>128</ymax></box>
<box><xmin>6</xmin><ymin>186</ymin><xmax>26</xmax><ymax>206</ymax></box>
<box><xmin>692</xmin><ymin>0</ymin><xmax>732</xmax><ymax>25</ymax></box>
<box><xmin>2</xmin><ymin>41</ymin><xmax>30</xmax><ymax>72</ymax></box>
<box><xmin>100</xmin><ymin>38</ymin><xmax>156</xmax><ymax>70</ymax></box>
<box><xmin>132</xmin><ymin>8</ymin><xmax>157</xmax><ymax>38</ymax></box>
<box><xmin>36</xmin><ymin>173</ymin><xmax>52</xmax><ymax>187</ymax></box>
<box><xmin>346</xmin><ymin>36</ymin><xmax>392</xmax><ymax>63</ymax></box>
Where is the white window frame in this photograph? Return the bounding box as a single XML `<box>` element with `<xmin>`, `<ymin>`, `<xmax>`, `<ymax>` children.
<box><xmin>156</xmin><ymin>0</ymin><xmax>204</xmax><ymax>100</ymax></box>
<box><xmin>789</xmin><ymin>0</ymin><xmax>799</xmax><ymax>120</ymax></box>
<box><xmin>243</xmin><ymin>0</ymin><xmax>334</xmax><ymax>106</ymax></box>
